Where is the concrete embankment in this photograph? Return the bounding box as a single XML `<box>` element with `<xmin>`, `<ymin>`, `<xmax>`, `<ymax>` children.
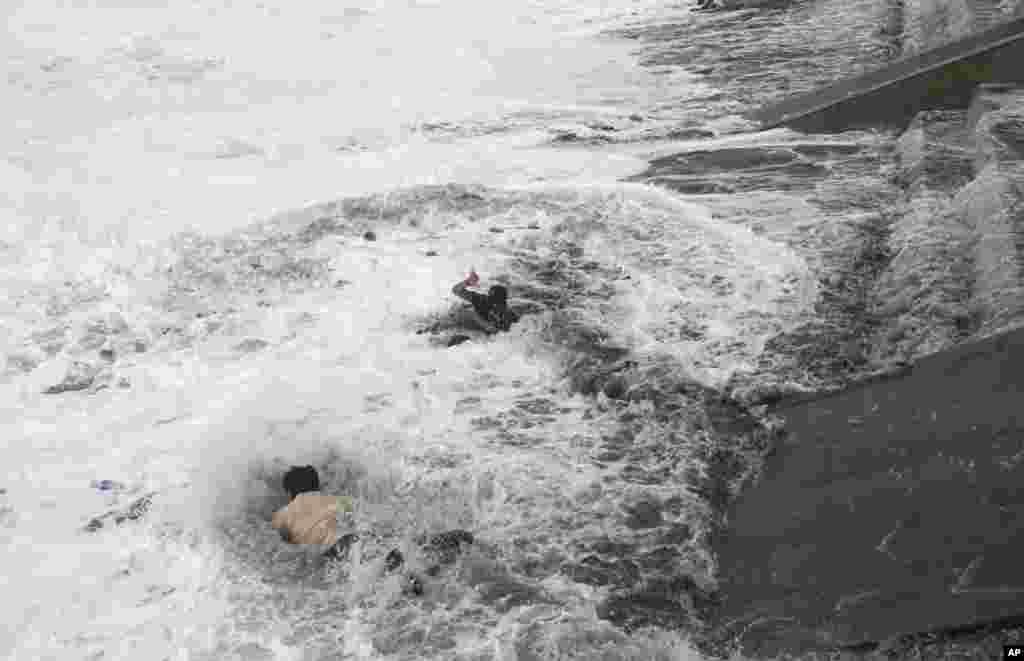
<box><xmin>750</xmin><ymin>0</ymin><xmax>1024</xmax><ymax>133</ymax></box>
<box><xmin>868</xmin><ymin>0</ymin><xmax>1024</xmax><ymax>366</ymax></box>
<box><xmin>613</xmin><ymin>0</ymin><xmax>1024</xmax><ymax>655</ymax></box>
<box><xmin>705</xmin><ymin>0</ymin><xmax>1024</xmax><ymax>658</ymax></box>
<box><xmin>730</xmin><ymin>0</ymin><xmax>1024</xmax><ymax>394</ymax></box>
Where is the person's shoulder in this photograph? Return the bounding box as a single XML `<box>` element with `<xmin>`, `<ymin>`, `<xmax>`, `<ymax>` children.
<box><xmin>467</xmin><ymin>290</ymin><xmax>491</xmax><ymax>313</ymax></box>
<box><xmin>303</xmin><ymin>492</ymin><xmax>335</xmax><ymax>503</ymax></box>
<box><xmin>302</xmin><ymin>492</ymin><xmax>352</xmax><ymax>512</ymax></box>
<box><xmin>293</xmin><ymin>492</ymin><xmax>330</xmax><ymax>507</ymax></box>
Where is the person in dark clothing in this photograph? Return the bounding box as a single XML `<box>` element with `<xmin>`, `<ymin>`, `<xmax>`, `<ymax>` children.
<box><xmin>451</xmin><ymin>269</ymin><xmax>519</xmax><ymax>334</ymax></box>
<box><xmin>278</xmin><ymin>459</ymin><xmax>474</xmax><ymax>594</ymax></box>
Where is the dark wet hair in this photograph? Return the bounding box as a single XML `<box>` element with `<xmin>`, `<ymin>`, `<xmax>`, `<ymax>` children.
<box><xmin>283</xmin><ymin>465</ymin><xmax>320</xmax><ymax>499</ymax></box>
<box><xmin>487</xmin><ymin>285</ymin><xmax>508</xmax><ymax>307</ymax></box>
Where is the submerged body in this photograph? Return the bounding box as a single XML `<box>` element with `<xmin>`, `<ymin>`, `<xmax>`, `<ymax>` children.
<box><xmin>418</xmin><ymin>272</ymin><xmax>521</xmax><ymax>345</ymax></box>
<box><xmin>272</xmin><ymin>466</ymin><xmax>474</xmax><ymax>594</ymax></box>
<box><xmin>271</xmin><ymin>492</ymin><xmax>354</xmax><ymax>545</ymax></box>
<box><xmin>450</xmin><ymin>271</ymin><xmax>519</xmax><ymax>334</ymax></box>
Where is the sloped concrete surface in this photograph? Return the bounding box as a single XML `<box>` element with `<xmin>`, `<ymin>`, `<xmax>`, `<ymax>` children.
<box><xmin>712</xmin><ymin>327</ymin><xmax>1024</xmax><ymax>656</ymax></box>
<box><xmin>750</xmin><ymin>15</ymin><xmax>1024</xmax><ymax>132</ymax></box>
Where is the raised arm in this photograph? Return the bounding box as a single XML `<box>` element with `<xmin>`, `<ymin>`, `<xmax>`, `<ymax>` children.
<box><xmin>453</xmin><ymin>269</ymin><xmax>480</xmax><ymax>301</ymax></box>
<box><xmin>452</xmin><ymin>280</ymin><xmax>474</xmax><ymax>302</ymax></box>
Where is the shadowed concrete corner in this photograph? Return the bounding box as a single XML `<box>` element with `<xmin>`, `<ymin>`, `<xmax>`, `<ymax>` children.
<box><xmin>710</xmin><ymin>326</ymin><xmax>1024</xmax><ymax>657</ymax></box>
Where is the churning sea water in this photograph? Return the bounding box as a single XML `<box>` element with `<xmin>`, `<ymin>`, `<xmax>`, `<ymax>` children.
<box><xmin>1</xmin><ymin>0</ymin><xmax>892</xmax><ymax>658</ymax></box>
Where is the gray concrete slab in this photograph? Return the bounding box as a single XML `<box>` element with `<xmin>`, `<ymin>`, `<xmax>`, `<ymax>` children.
<box><xmin>750</xmin><ymin>16</ymin><xmax>1024</xmax><ymax>133</ymax></box>
<box><xmin>712</xmin><ymin>326</ymin><xmax>1024</xmax><ymax>656</ymax></box>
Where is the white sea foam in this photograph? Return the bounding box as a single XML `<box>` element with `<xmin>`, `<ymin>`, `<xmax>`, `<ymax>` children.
<box><xmin>1</xmin><ymin>0</ymin><xmax>860</xmax><ymax>659</ymax></box>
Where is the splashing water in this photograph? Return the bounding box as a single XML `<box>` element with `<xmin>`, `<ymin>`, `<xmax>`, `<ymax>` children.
<box><xmin>2</xmin><ymin>0</ymin><xmax>891</xmax><ymax>659</ymax></box>
<box><xmin>4</xmin><ymin>183</ymin><xmax>764</xmax><ymax>659</ymax></box>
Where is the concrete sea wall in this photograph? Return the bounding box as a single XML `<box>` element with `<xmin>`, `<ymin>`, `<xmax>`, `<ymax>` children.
<box><xmin>709</xmin><ymin>5</ymin><xmax>1024</xmax><ymax>656</ymax></box>
<box><xmin>868</xmin><ymin>0</ymin><xmax>1024</xmax><ymax>365</ymax></box>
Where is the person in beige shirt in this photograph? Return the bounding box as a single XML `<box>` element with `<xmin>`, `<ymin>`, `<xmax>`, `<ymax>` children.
<box><xmin>272</xmin><ymin>465</ymin><xmax>476</xmax><ymax>596</ymax></box>
<box><xmin>271</xmin><ymin>465</ymin><xmax>353</xmax><ymax>546</ymax></box>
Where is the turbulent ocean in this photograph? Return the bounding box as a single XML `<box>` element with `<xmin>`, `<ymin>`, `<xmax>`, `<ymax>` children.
<box><xmin>2</xmin><ymin>0</ymin><xmax>897</xmax><ymax>659</ymax></box>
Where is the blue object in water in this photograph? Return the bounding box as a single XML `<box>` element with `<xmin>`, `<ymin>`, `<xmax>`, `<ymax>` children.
<box><xmin>92</xmin><ymin>480</ymin><xmax>123</xmax><ymax>491</ymax></box>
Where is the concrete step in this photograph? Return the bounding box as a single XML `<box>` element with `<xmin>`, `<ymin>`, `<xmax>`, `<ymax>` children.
<box><xmin>848</xmin><ymin>83</ymin><xmax>1024</xmax><ymax>369</ymax></box>
<box><xmin>749</xmin><ymin>15</ymin><xmax>1024</xmax><ymax>132</ymax></box>
<box><xmin>708</xmin><ymin>83</ymin><xmax>1024</xmax><ymax>659</ymax></box>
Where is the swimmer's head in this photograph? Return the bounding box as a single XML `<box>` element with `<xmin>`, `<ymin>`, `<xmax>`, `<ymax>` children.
<box><xmin>283</xmin><ymin>465</ymin><xmax>319</xmax><ymax>500</ymax></box>
<box><xmin>488</xmin><ymin>285</ymin><xmax>508</xmax><ymax>307</ymax></box>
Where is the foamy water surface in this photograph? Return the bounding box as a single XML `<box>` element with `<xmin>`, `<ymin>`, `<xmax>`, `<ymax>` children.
<box><xmin>2</xmin><ymin>0</ymin><xmax>872</xmax><ymax>659</ymax></box>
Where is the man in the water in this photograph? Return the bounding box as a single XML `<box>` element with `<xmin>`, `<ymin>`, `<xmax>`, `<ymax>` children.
<box><xmin>451</xmin><ymin>269</ymin><xmax>519</xmax><ymax>334</ymax></box>
<box><xmin>271</xmin><ymin>465</ymin><xmax>353</xmax><ymax>546</ymax></box>
<box><xmin>272</xmin><ymin>465</ymin><xmax>475</xmax><ymax>593</ymax></box>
